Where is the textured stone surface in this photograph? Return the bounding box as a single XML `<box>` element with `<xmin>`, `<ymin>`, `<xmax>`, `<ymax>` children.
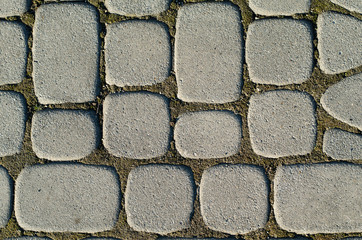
<box><xmin>317</xmin><ymin>12</ymin><xmax>362</xmax><ymax>74</ymax></box>
<box><xmin>103</xmin><ymin>92</ymin><xmax>170</xmax><ymax>159</ymax></box>
<box><xmin>174</xmin><ymin>111</ymin><xmax>242</xmax><ymax>159</ymax></box>
<box><xmin>15</xmin><ymin>163</ymin><xmax>121</xmax><ymax>233</ymax></box>
<box><xmin>330</xmin><ymin>0</ymin><xmax>362</xmax><ymax>14</ymax></box>
<box><xmin>125</xmin><ymin>164</ymin><xmax>195</xmax><ymax>234</ymax></box>
<box><xmin>249</xmin><ymin>0</ymin><xmax>311</xmax><ymax>15</ymax></box>
<box><xmin>33</xmin><ymin>3</ymin><xmax>100</xmax><ymax>104</ymax></box>
<box><xmin>248</xmin><ymin>90</ymin><xmax>317</xmax><ymax>158</ymax></box>
<box><xmin>0</xmin><ymin>166</ymin><xmax>12</xmax><ymax>228</ymax></box>
<box><xmin>0</xmin><ymin>0</ymin><xmax>30</xmax><ymax>17</ymax></box>
<box><xmin>321</xmin><ymin>73</ymin><xmax>362</xmax><ymax>130</ymax></box>
<box><xmin>0</xmin><ymin>21</ymin><xmax>27</xmax><ymax>85</ymax></box>
<box><xmin>323</xmin><ymin>129</ymin><xmax>362</xmax><ymax>160</ymax></box>
<box><xmin>83</xmin><ymin>238</ymin><xmax>120</xmax><ymax>240</ymax></box>
<box><xmin>274</xmin><ymin>163</ymin><xmax>362</xmax><ymax>234</ymax></box>
<box><xmin>0</xmin><ymin>91</ymin><xmax>27</xmax><ymax>157</ymax></box>
<box><xmin>105</xmin><ymin>20</ymin><xmax>171</xmax><ymax>87</ymax></box>
<box><xmin>31</xmin><ymin>110</ymin><xmax>100</xmax><ymax>161</ymax></box>
<box><xmin>200</xmin><ymin>164</ymin><xmax>269</xmax><ymax>234</ymax></box>
<box><xmin>105</xmin><ymin>0</ymin><xmax>171</xmax><ymax>16</ymax></box>
<box><xmin>6</xmin><ymin>238</ymin><xmax>52</xmax><ymax>240</ymax></box>
<box><xmin>175</xmin><ymin>2</ymin><xmax>243</xmax><ymax>103</ymax></box>
<box><xmin>246</xmin><ymin>19</ymin><xmax>313</xmax><ymax>85</ymax></box>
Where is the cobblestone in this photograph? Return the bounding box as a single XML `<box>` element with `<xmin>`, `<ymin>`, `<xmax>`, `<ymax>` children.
<box><xmin>105</xmin><ymin>0</ymin><xmax>171</xmax><ymax>16</ymax></box>
<box><xmin>0</xmin><ymin>0</ymin><xmax>30</xmax><ymax>17</ymax></box>
<box><xmin>0</xmin><ymin>166</ymin><xmax>12</xmax><ymax>228</ymax></box>
<box><xmin>248</xmin><ymin>0</ymin><xmax>311</xmax><ymax>16</ymax></box>
<box><xmin>330</xmin><ymin>0</ymin><xmax>362</xmax><ymax>14</ymax></box>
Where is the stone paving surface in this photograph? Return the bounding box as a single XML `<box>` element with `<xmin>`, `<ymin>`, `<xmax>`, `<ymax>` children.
<box><xmin>330</xmin><ymin>0</ymin><xmax>362</xmax><ymax>14</ymax></box>
<box><xmin>0</xmin><ymin>0</ymin><xmax>30</xmax><ymax>17</ymax></box>
<box><xmin>248</xmin><ymin>0</ymin><xmax>311</xmax><ymax>16</ymax></box>
<box><xmin>0</xmin><ymin>166</ymin><xmax>12</xmax><ymax>228</ymax></box>
<box><xmin>105</xmin><ymin>0</ymin><xmax>171</xmax><ymax>16</ymax></box>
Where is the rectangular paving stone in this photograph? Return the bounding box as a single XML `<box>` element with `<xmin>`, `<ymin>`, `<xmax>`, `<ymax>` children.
<box><xmin>33</xmin><ymin>3</ymin><xmax>100</xmax><ymax>104</ymax></box>
<box><xmin>274</xmin><ymin>163</ymin><xmax>362</xmax><ymax>234</ymax></box>
<box><xmin>175</xmin><ymin>2</ymin><xmax>243</xmax><ymax>103</ymax></box>
<box><xmin>248</xmin><ymin>0</ymin><xmax>311</xmax><ymax>15</ymax></box>
<box><xmin>0</xmin><ymin>0</ymin><xmax>30</xmax><ymax>17</ymax></box>
<box><xmin>0</xmin><ymin>166</ymin><xmax>12</xmax><ymax>228</ymax></box>
<box><xmin>105</xmin><ymin>0</ymin><xmax>171</xmax><ymax>16</ymax></box>
<box><xmin>15</xmin><ymin>163</ymin><xmax>121</xmax><ymax>233</ymax></box>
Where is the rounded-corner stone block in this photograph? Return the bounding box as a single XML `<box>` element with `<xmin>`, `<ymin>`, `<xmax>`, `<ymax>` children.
<box><xmin>125</xmin><ymin>164</ymin><xmax>195</xmax><ymax>234</ymax></box>
<box><xmin>174</xmin><ymin>111</ymin><xmax>242</xmax><ymax>159</ymax></box>
<box><xmin>0</xmin><ymin>165</ymin><xmax>12</xmax><ymax>228</ymax></box>
<box><xmin>248</xmin><ymin>0</ymin><xmax>311</xmax><ymax>16</ymax></box>
<box><xmin>200</xmin><ymin>164</ymin><xmax>269</xmax><ymax>234</ymax></box>
<box><xmin>248</xmin><ymin>90</ymin><xmax>317</xmax><ymax>158</ymax></box>
<box><xmin>246</xmin><ymin>18</ymin><xmax>313</xmax><ymax>85</ymax></box>
<box><xmin>0</xmin><ymin>0</ymin><xmax>30</xmax><ymax>17</ymax></box>
<box><xmin>15</xmin><ymin>163</ymin><xmax>121</xmax><ymax>233</ymax></box>
<box><xmin>31</xmin><ymin>109</ymin><xmax>100</xmax><ymax>161</ymax></box>
<box><xmin>105</xmin><ymin>0</ymin><xmax>171</xmax><ymax>16</ymax></box>
<box><xmin>105</xmin><ymin>20</ymin><xmax>171</xmax><ymax>87</ymax></box>
<box><xmin>330</xmin><ymin>0</ymin><xmax>362</xmax><ymax>14</ymax></box>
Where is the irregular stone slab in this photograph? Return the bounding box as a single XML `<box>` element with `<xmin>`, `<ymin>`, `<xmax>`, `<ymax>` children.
<box><xmin>274</xmin><ymin>163</ymin><xmax>362</xmax><ymax>234</ymax></box>
<box><xmin>0</xmin><ymin>21</ymin><xmax>27</xmax><ymax>85</ymax></box>
<box><xmin>175</xmin><ymin>2</ymin><xmax>243</xmax><ymax>103</ymax></box>
<box><xmin>0</xmin><ymin>166</ymin><xmax>12</xmax><ymax>228</ymax></box>
<box><xmin>31</xmin><ymin>110</ymin><xmax>100</xmax><ymax>161</ymax></box>
<box><xmin>246</xmin><ymin>19</ymin><xmax>313</xmax><ymax>85</ymax></box>
<box><xmin>330</xmin><ymin>0</ymin><xmax>362</xmax><ymax>14</ymax></box>
<box><xmin>248</xmin><ymin>90</ymin><xmax>317</xmax><ymax>158</ymax></box>
<box><xmin>0</xmin><ymin>91</ymin><xmax>27</xmax><ymax>157</ymax></box>
<box><xmin>323</xmin><ymin>129</ymin><xmax>362</xmax><ymax>160</ymax></box>
<box><xmin>200</xmin><ymin>164</ymin><xmax>269</xmax><ymax>234</ymax></box>
<box><xmin>249</xmin><ymin>0</ymin><xmax>311</xmax><ymax>15</ymax></box>
<box><xmin>125</xmin><ymin>164</ymin><xmax>195</xmax><ymax>234</ymax></box>
<box><xmin>33</xmin><ymin>3</ymin><xmax>100</xmax><ymax>104</ymax></box>
<box><xmin>103</xmin><ymin>92</ymin><xmax>170</xmax><ymax>159</ymax></box>
<box><xmin>15</xmin><ymin>163</ymin><xmax>121</xmax><ymax>233</ymax></box>
<box><xmin>174</xmin><ymin>111</ymin><xmax>242</xmax><ymax>159</ymax></box>
<box><xmin>321</xmin><ymin>73</ymin><xmax>362</xmax><ymax>130</ymax></box>
<box><xmin>105</xmin><ymin>20</ymin><xmax>171</xmax><ymax>87</ymax></box>
<box><xmin>0</xmin><ymin>0</ymin><xmax>30</xmax><ymax>17</ymax></box>
<box><xmin>317</xmin><ymin>12</ymin><xmax>362</xmax><ymax>74</ymax></box>
<box><xmin>105</xmin><ymin>0</ymin><xmax>171</xmax><ymax>16</ymax></box>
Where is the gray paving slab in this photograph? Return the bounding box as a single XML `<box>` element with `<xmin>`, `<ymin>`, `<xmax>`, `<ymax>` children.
<box><xmin>246</xmin><ymin>19</ymin><xmax>313</xmax><ymax>85</ymax></box>
<box><xmin>317</xmin><ymin>11</ymin><xmax>362</xmax><ymax>74</ymax></box>
<box><xmin>274</xmin><ymin>163</ymin><xmax>362</xmax><ymax>234</ymax></box>
<box><xmin>0</xmin><ymin>21</ymin><xmax>27</xmax><ymax>86</ymax></box>
<box><xmin>320</xmin><ymin>73</ymin><xmax>362</xmax><ymax>130</ymax></box>
<box><xmin>0</xmin><ymin>0</ymin><xmax>30</xmax><ymax>17</ymax></box>
<box><xmin>248</xmin><ymin>0</ymin><xmax>311</xmax><ymax>16</ymax></box>
<box><xmin>175</xmin><ymin>2</ymin><xmax>243</xmax><ymax>103</ymax></box>
<box><xmin>248</xmin><ymin>90</ymin><xmax>317</xmax><ymax>158</ymax></box>
<box><xmin>83</xmin><ymin>238</ymin><xmax>120</xmax><ymax>240</ymax></box>
<box><xmin>0</xmin><ymin>166</ymin><xmax>12</xmax><ymax>228</ymax></box>
<box><xmin>15</xmin><ymin>163</ymin><xmax>121</xmax><ymax>233</ymax></box>
<box><xmin>105</xmin><ymin>0</ymin><xmax>171</xmax><ymax>16</ymax></box>
<box><xmin>33</xmin><ymin>3</ymin><xmax>100</xmax><ymax>104</ymax></box>
<box><xmin>125</xmin><ymin>164</ymin><xmax>195</xmax><ymax>234</ymax></box>
<box><xmin>105</xmin><ymin>20</ymin><xmax>171</xmax><ymax>87</ymax></box>
<box><xmin>6</xmin><ymin>237</ymin><xmax>52</xmax><ymax>240</ymax></box>
<box><xmin>174</xmin><ymin>111</ymin><xmax>242</xmax><ymax>159</ymax></box>
<box><xmin>200</xmin><ymin>164</ymin><xmax>269</xmax><ymax>234</ymax></box>
<box><xmin>31</xmin><ymin>109</ymin><xmax>100</xmax><ymax>161</ymax></box>
<box><xmin>0</xmin><ymin>91</ymin><xmax>27</xmax><ymax>157</ymax></box>
<box><xmin>103</xmin><ymin>92</ymin><xmax>170</xmax><ymax>159</ymax></box>
<box><xmin>330</xmin><ymin>0</ymin><xmax>362</xmax><ymax>14</ymax></box>
<box><xmin>323</xmin><ymin>128</ymin><xmax>362</xmax><ymax>160</ymax></box>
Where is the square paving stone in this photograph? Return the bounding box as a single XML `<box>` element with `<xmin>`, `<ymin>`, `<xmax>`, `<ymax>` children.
<box><xmin>274</xmin><ymin>163</ymin><xmax>362</xmax><ymax>234</ymax></box>
<box><xmin>175</xmin><ymin>2</ymin><xmax>243</xmax><ymax>103</ymax></box>
<box><xmin>200</xmin><ymin>164</ymin><xmax>269</xmax><ymax>234</ymax></box>
<box><xmin>248</xmin><ymin>90</ymin><xmax>317</xmax><ymax>158</ymax></box>
<box><xmin>248</xmin><ymin>0</ymin><xmax>311</xmax><ymax>16</ymax></box>
<box><xmin>246</xmin><ymin>19</ymin><xmax>313</xmax><ymax>85</ymax></box>
<box><xmin>174</xmin><ymin>111</ymin><xmax>242</xmax><ymax>159</ymax></box>
<box><xmin>0</xmin><ymin>91</ymin><xmax>27</xmax><ymax>157</ymax></box>
<box><xmin>125</xmin><ymin>164</ymin><xmax>195</xmax><ymax>234</ymax></box>
<box><xmin>33</xmin><ymin>3</ymin><xmax>100</xmax><ymax>104</ymax></box>
<box><xmin>31</xmin><ymin>110</ymin><xmax>100</xmax><ymax>161</ymax></box>
<box><xmin>105</xmin><ymin>0</ymin><xmax>171</xmax><ymax>16</ymax></box>
<box><xmin>0</xmin><ymin>21</ymin><xmax>28</xmax><ymax>85</ymax></box>
<box><xmin>0</xmin><ymin>0</ymin><xmax>30</xmax><ymax>17</ymax></box>
<box><xmin>103</xmin><ymin>92</ymin><xmax>170</xmax><ymax>159</ymax></box>
<box><xmin>0</xmin><ymin>166</ymin><xmax>12</xmax><ymax>228</ymax></box>
<box><xmin>15</xmin><ymin>163</ymin><xmax>121</xmax><ymax>233</ymax></box>
<box><xmin>105</xmin><ymin>20</ymin><xmax>171</xmax><ymax>87</ymax></box>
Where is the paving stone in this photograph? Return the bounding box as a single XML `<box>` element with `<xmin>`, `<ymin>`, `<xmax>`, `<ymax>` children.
<box><xmin>0</xmin><ymin>21</ymin><xmax>27</xmax><ymax>85</ymax></box>
<box><xmin>105</xmin><ymin>20</ymin><xmax>171</xmax><ymax>87</ymax></box>
<box><xmin>0</xmin><ymin>0</ymin><xmax>30</xmax><ymax>17</ymax></box>
<box><xmin>15</xmin><ymin>163</ymin><xmax>121</xmax><ymax>233</ymax></box>
<box><xmin>0</xmin><ymin>91</ymin><xmax>27</xmax><ymax>157</ymax></box>
<box><xmin>320</xmin><ymin>73</ymin><xmax>362</xmax><ymax>130</ymax></box>
<box><xmin>246</xmin><ymin>19</ymin><xmax>313</xmax><ymax>85</ymax></box>
<box><xmin>83</xmin><ymin>238</ymin><xmax>120</xmax><ymax>240</ymax></box>
<box><xmin>317</xmin><ymin>12</ymin><xmax>362</xmax><ymax>74</ymax></box>
<box><xmin>103</xmin><ymin>92</ymin><xmax>170</xmax><ymax>159</ymax></box>
<box><xmin>125</xmin><ymin>164</ymin><xmax>195</xmax><ymax>234</ymax></box>
<box><xmin>105</xmin><ymin>0</ymin><xmax>171</xmax><ymax>16</ymax></box>
<box><xmin>330</xmin><ymin>0</ymin><xmax>362</xmax><ymax>14</ymax></box>
<box><xmin>248</xmin><ymin>90</ymin><xmax>317</xmax><ymax>158</ymax></box>
<box><xmin>274</xmin><ymin>163</ymin><xmax>362</xmax><ymax>234</ymax></box>
<box><xmin>248</xmin><ymin>0</ymin><xmax>311</xmax><ymax>15</ymax></box>
<box><xmin>159</xmin><ymin>238</ymin><xmax>235</xmax><ymax>240</ymax></box>
<box><xmin>174</xmin><ymin>111</ymin><xmax>242</xmax><ymax>159</ymax></box>
<box><xmin>33</xmin><ymin>3</ymin><xmax>100</xmax><ymax>104</ymax></box>
<box><xmin>0</xmin><ymin>166</ymin><xmax>12</xmax><ymax>228</ymax></box>
<box><xmin>323</xmin><ymin>128</ymin><xmax>362</xmax><ymax>160</ymax></box>
<box><xmin>200</xmin><ymin>164</ymin><xmax>269</xmax><ymax>234</ymax></box>
<box><xmin>6</xmin><ymin>237</ymin><xmax>52</xmax><ymax>240</ymax></box>
<box><xmin>175</xmin><ymin>2</ymin><xmax>243</xmax><ymax>103</ymax></box>
<box><xmin>31</xmin><ymin>110</ymin><xmax>100</xmax><ymax>161</ymax></box>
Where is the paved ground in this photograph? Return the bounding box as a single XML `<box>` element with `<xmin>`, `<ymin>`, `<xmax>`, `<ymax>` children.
<box><xmin>0</xmin><ymin>0</ymin><xmax>361</xmax><ymax>240</ymax></box>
